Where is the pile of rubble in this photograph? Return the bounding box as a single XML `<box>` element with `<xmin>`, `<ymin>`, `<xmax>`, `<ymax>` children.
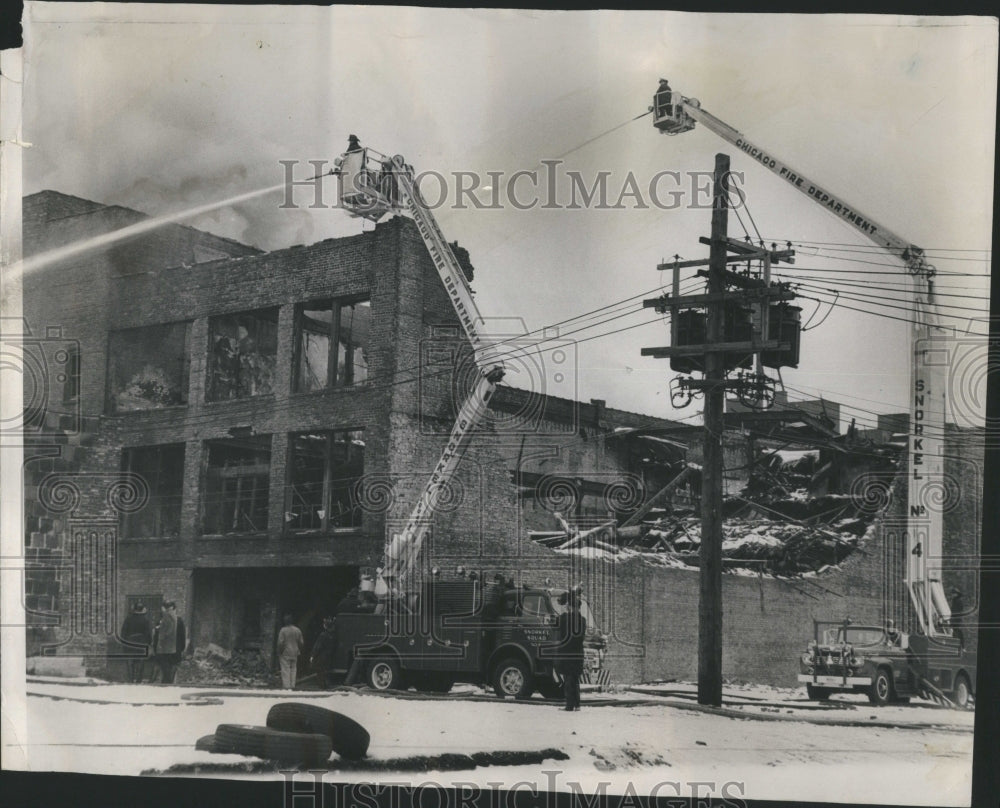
<box><xmin>177</xmin><ymin>644</ymin><xmax>272</xmax><ymax>686</ymax></box>
<box><xmin>528</xmin><ymin>434</ymin><xmax>900</xmax><ymax>575</ymax></box>
<box><xmin>636</xmin><ymin>514</ymin><xmax>870</xmax><ymax>575</ymax></box>
<box><xmin>530</xmin><ymin>459</ymin><xmax>886</xmax><ymax>574</ymax></box>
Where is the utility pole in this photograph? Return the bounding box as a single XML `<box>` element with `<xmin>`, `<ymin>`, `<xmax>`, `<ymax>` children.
<box><xmin>641</xmin><ymin>154</ymin><xmax>797</xmax><ymax>708</ymax></box>
<box><xmin>699</xmin><ymin>153</ymin><xmax>729</xmax><ymax>706</ymax></box>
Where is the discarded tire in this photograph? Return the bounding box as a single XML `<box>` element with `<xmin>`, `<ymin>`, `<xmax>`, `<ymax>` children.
<box><xmin>195</xmin><ymin>733</ymin><xmax>239</xmax><ymax>754</ymax></box>
<box><xmin>266</xmin><ymin>702</ymin><xmax>370</xmax><ymax>760</ymax></box>
<box><xmin>215</xmin><ymin>723</ymin><xmax>332</xmax><ymax>766</ymax></box>
<box><xmin>195</xmin><ymin>734</ymin><xmax>218</xmax><ymax>752</ymax></box>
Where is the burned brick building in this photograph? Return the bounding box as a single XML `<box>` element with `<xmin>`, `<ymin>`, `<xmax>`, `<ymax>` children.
<box><xmin>20</xmin><ymin>191</ymin><xmax>981</xmax><ymax>687</ymax></box>
<box><xmin>21</xmin><ymin>190</ymin><xmax>679</xmax><ymax>671</ymax></box>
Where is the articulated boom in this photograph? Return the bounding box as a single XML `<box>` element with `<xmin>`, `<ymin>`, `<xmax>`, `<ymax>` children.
<box><xmin>651</xmin><ymin>80</ymin><xmax>931</xmax><ymax>278</ymax></box>
<box><xmin>650</xmin><ymin>81</ymin><xmax>951</xmax><ymax>637</ymax></box>
<box><xmin>336</xmin><ymin>139</ymin><xmax>504</xmax><ymax>590</ymax></box>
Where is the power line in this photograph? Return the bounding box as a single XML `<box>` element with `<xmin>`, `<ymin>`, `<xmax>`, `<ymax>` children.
<box><xmin>783</xmin><ymin>279</ymin><xmax>991</xmax><ymax>316</ymax></box>
<box><xmin>762</xmin><ymin>236</ymin><xmax>992</xmax><ymax>255</ymax></box>
<box><xmin>794</xmin><ymin>288</ymin><xmax>989</xmax><ymax>336</ymax></box>
<box><xmin>790</xmin><ymin>282</ymin><xmax>991</xmax><ymax>319</ymax></box>
<box><xmin>793</xmin><ymin>249</ymin><xmax>990</xmax><ymax>275</ymax></box>
<box><xmin>773</xmin><ymin>270</ymin><xmax>989</xmax><ymax>298</ymax></box>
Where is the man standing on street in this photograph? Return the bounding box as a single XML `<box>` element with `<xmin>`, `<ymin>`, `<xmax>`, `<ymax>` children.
<box><xmin>152</xmin><ymin>601</ymin><xmax>185</xmax><ymax>684</ymax></box>
<box><xmin>277</xmin><ymin>613</ymin><xmax>305</xmax><ymax>689</ymax></box>
<box><xmin>555</xmin><ymin>585</ymin><xmax>587</xmax><ymax>711</ymax></box>
<box><xmin>309</xmin><ymin>615</ymin><xmax>338</xmax><ymax>689</ymax></box>
<box><xmin>120</xmin><ymin>601</ymin><xmax>152</xmax><ymax>683</ymax></box>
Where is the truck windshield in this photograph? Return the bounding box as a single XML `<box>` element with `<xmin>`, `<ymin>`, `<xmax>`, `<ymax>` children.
<box><xmin>821</xmin><ymin>626</ymin><xmax>886</xmax><ymax>646</ymax></box>
<box><xmin>521</xmin><ymin>593</ymin><xmax>550</xmax><ymax>617</ymax></box>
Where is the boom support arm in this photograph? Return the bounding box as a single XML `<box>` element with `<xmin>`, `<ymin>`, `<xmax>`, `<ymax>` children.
<box><xmin>337</xmin><ymin>141</ymin><xmax>504</xmax><ymax>588</ymax></box>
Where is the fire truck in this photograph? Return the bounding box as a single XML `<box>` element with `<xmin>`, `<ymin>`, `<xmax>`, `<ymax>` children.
<box><xmin>329</xmin><ymin>139</ymin><xmax>607</xmax><ymax>697</ymax></box>
<box><xmin>650</xmin><ymin>81</ymin><xmax>976</xmax><ymax>707</ymax></box>
<box><xmin>331</xmin><ymin>577</ymin><xmax>605</xmax><ymax>698</ymax></box>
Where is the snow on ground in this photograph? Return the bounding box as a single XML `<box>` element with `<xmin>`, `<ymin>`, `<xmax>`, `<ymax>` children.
<box><xmin>16</xmin><ymin>678</ymin><xmax>973</xmax><ymax>806</ymax></box>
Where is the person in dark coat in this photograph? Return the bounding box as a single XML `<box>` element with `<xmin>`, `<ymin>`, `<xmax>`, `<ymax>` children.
<box><xmin>309</xmin><ymin>615</ymin><xmax>338</xmax><ymax>689</ymax></box>
<box><xmin>949</xmin><ymin>587</ymin><xmax>966</xmax><ymax>647</ymax></box>
<box><xmin>152</xmin><ymin>601</ymin><xmax>186</xmax><ymax>684</ymax></box>
<box><xmin>554</xmin><ymin>586</ymin><xmax>587</xmax><ymax>711</ymax></box>
<box><xmin>121</xmin><ymin>601</ymin><xmax>152</xmax><ymax>683</ymax></box>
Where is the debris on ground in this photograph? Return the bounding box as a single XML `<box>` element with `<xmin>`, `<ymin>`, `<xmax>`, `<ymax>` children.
<box><xmin>177</xmin><ymin>648</ymin><xmax>272</xmax><ymax>687</ymax></box>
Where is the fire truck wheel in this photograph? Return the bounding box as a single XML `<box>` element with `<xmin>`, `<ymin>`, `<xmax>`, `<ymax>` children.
<box><xmin>492</xmin><ymin>657</ymin><xmax>534</xmax><ymax>700</ymax></box>
<box><xmin>868</xmin><ymin>668</ymin><xmax>893</xmax><ymax>706</ymax></box>
<box><xmin>366</xmin><ymin>657</ymin><xmax>403</xmax><ymax>691</ymax></box>
<box><xmin>953</xmin><ymin>673</ymin><xmax>971</xmax><ymax>709</ymax></box>
<box><xmin>214</xmin><ymin>724</ymin><xmax>332</xmax><ymax>766</ymax></box>
<box><xmin>266</xmin><ymin>702</ymin><xmax>371</xmax><ymax>760</ymax></box>
<box><xmin>805</xmin><ymin>684</ymin><xmax>831</xmax><ymax>701</ymax></box>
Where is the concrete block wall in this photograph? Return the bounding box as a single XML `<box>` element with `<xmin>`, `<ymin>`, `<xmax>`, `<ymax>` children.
<box><xmin>568</xmin><ymin>468</ymin><xmax>903</xmax><ymax>687</ymax></box>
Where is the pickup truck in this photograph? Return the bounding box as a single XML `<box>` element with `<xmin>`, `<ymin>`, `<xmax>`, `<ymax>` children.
<box><xmin>331</xmin><ymin>578</ymin><xmax>607</xmax><ymax>699</ymax></box>
<box><xmin>798</xmin><ymin>620</ymin><xmax>976</xmax><ymax>707</ymax></box>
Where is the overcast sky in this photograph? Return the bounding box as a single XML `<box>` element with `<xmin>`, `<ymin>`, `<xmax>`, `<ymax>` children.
<box><xmin>18</xmin><ymin>5</ymin><xmax>997</xmax><ymax>429</ymax></box>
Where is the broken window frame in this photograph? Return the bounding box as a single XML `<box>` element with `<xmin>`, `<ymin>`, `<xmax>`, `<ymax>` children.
<box><xmin>120</xmin><ymin>444</ymin><xmax>185</xmax><ymax>539</ymax></box>
<box><xmin>293</xmin><ymin>296</ymin><xmax>370</xmax><ymax>393</ymax></box>
<box><xmin>206</xmin><ymin>307</ymin><xmax>279</xmax><ymax>402</ymax></box>
<box><xmin>285</xmin><ymin>429</ymin><xmax>365</xmax><ymax>534</ymax></box>
<box><xmin>106</xmin><ymin>321</ymin><xmax>192</xmax><ymax>413</ymax></box>
<box><xmin>202</xmin><ymin>436</ymin><xmax>272</xmax><ymax>536</ymax></box>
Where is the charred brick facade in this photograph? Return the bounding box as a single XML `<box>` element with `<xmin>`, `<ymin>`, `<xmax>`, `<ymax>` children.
<box><xmin>20</xmin><ymin>192</ymin><xmax>528</xmax><ymax>668</ymax></box>
<box><xmin>21</xmin><ymin>191</ymin><xmax>976</xmax><ymax>688</ymax></box>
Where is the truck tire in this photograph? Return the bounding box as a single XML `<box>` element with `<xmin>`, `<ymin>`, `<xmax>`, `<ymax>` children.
<box><xmin>867</xmin><ymin>668</ymin><xmax>893</xmax><ymax>706</ymax></box>
<box><xmin>492</xmin><ymin>657</ymin><xmax>534</xmax><ymax>700</ymax></box>
<box><xmin>953</xmin><ymin>673</ymin><xmax>972</xmax><ymax>709</ymax></box>
<box><xmin>266</xmin><ymin>702</ymin><xmax>370</xmax><ymax>760</ymax></box>
<box><xmin>805</xmin><ymin>684</ymin><xmax>831</xmax><ymax>701</ymax></box>
<box><xmin>214</xmin><ymin>723</ymin><xmax>332</xmax><ymax>766</ymax></box>
<box><xmin>365</xmin><ymin>656</ymin><xmax>403</xmax><ymax>691</ymax></box>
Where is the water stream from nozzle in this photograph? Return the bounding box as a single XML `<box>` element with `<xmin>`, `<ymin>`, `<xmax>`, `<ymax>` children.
<box><xmin>8</xmin><ymin>178</ymin><xmax>303</xmax><ymax>281</ymax></box>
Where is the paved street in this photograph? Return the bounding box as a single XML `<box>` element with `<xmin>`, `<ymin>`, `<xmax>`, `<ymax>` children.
<box><xmin>16</xmin><ymin>676</ymin><xmax>974</xmax><ymax>806</ymax></box>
